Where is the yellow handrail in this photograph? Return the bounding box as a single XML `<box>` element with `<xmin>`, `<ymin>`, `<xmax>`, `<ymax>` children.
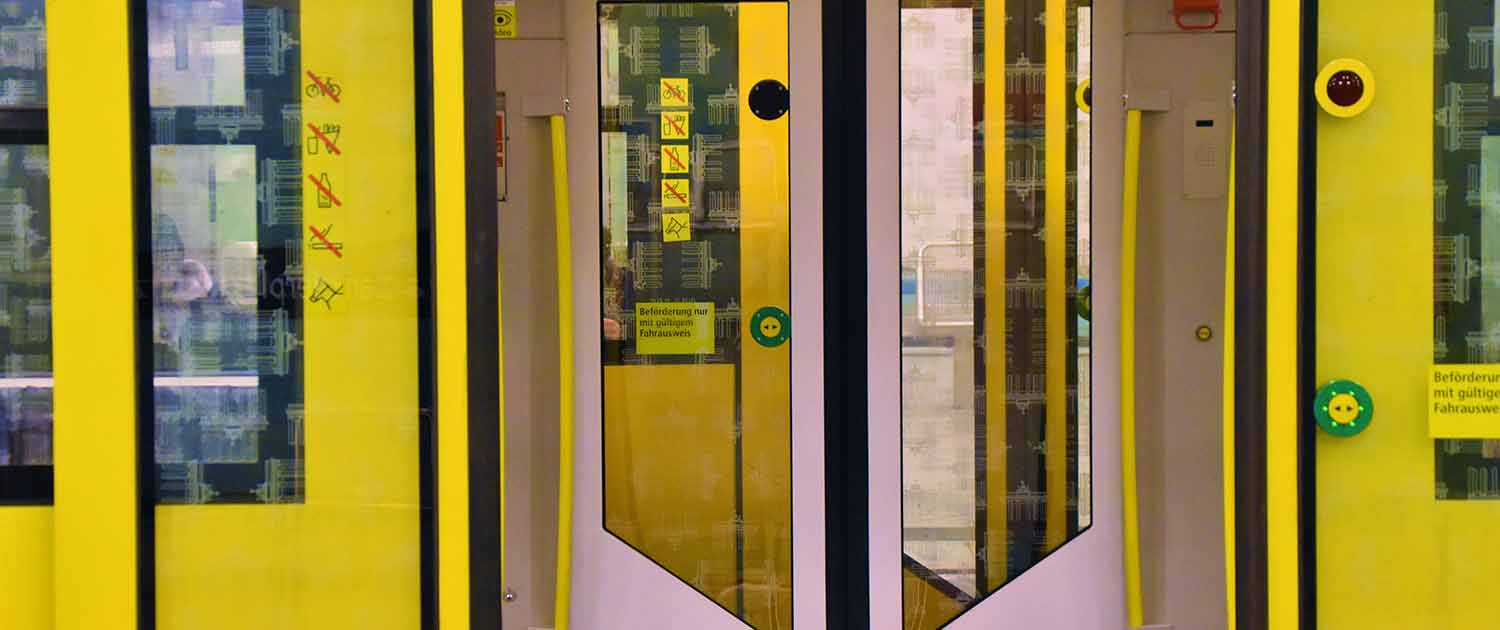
<box><xmin>1121</xmin><ymin>108</ymin><xmax>1145</xmax><ymax>629</ymax></box>
<box><xmin>1222</xmin><ymin>113</ymin><xmax>1238</xmax><ymax>630</ymax></box>
<box><xmin>549</xmin><ymin>114</ymin><xmax>575</xmax><ymax>630</ymax></box>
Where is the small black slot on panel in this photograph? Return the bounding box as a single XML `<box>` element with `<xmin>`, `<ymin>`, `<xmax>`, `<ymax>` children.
<box><xmin>1195</xmin><ymin>119</ymin><xmax>1215</xmax><ymax>128</ymax></box>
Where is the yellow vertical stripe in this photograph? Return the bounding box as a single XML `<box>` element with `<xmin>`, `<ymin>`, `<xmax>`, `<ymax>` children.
<box><xmin>737</xmin><ymin>5</ymin><xmax>792</xmax><ymax>628</ymax></box>
<box><xmin>1222</xmin><ymin>116</ymin><xmax>1238</xmax><ymax>630</ymax></box>
<box><xmin>1316</xmin><ymin>3</ymin><xmax>1446</xmax><ymax>627</ymax></box>
<box><xmin>1265</xmin><ymin>2</ymin><xmax>1301</xmax><ymax>628</ymax></box>
<box><xmin>433</xmin><ymin>1</ymin><xmax>472</xmax><ymax>628</ymax></box>
<box><xmin>549</xmin><ymin>115</ymin><xmax>575</xmax><ymax>630</ymax></box>
<box><xmin>1121</xmin><ymin>109</ymin><xmax>1144</xmax><ymax>629</ymax></box>
<box><xmin>48</xmin><ymin>2</ymin><xmax>138</xmax><ymax>630</ymax></box>
<box><xmin>1044</xmin><ymin>0</ymin><xmax>1068</xmax><ymax>551</ymax></box>
<box><xmin>983</xmin><ymin>0</ymin><xmax>1009</xmax><ymax>588</ymax></box>
<box><xmin>0</xmin><ymin>508</ymin><xmax>52</xmax><ymax>628</ymax></box>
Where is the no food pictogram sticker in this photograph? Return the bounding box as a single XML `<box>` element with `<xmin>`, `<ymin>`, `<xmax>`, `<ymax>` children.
<box><xmin>661</xmin><ymin>112</ymin><xmax>690</xmax><ymax>140</ymax></box>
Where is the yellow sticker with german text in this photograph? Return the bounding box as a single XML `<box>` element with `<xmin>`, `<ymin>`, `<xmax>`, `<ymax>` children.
<box><xmin>1430</xmin><ymin>364</ymin><xmax>1500</xmax><ymax>437</ymax></box>
<box><xmin>636</xmin><ymin>302</ymin><xmax>714</xmax><ymax>355</ymax></box>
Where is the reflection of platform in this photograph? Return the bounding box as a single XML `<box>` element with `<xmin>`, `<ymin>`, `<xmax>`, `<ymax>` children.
<box><xmin>147</xmin><ymin>0</ymin><xmax>247</xmax><ymax>107</ymax></box>
<box><xmin>902</xmin><ymin>342</ymin><xmax>979</xmax><ymax>596</ymax></box>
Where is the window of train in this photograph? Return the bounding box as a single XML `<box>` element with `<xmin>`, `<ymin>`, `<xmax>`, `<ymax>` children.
<box><xmin>139</xmin><ymin>1</ymin><xmax>434</xmax><ymax>624</ymax></box>
<box><xmin>0</xmin><ymin>0</ymin><xmax>50</xmax><ymax>504</ymax></box>
<box><xmin>899</xmin><ymin>2</ymin><xmax>1091</xmax><ymax>627</ymax></box>
<box><xmin>599</xmin><ymin>2</ymin><xmax>792</xmax><ymax>628</ymax></box>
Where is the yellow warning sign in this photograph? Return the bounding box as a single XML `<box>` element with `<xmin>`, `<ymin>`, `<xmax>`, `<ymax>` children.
<box><xmin>660</xmin><ymin>78</ymin><xmax>690</xmax><ymax>108</ymax></box>
<box><xmin>661</xmin><ymin>145</ymin><xmax>690</xmax><ymax>174</ymax></box>
<box><xmin>663</xmin><ymin>212</ymin><xmax>692</xmax><ymax>242</ymax></box>
<box><xmin>661</xmin><ymin>178</ymin><xmax>691</xmax><ymax>208</ymax></box>
<box><xmin>494</xmin><ymin>1</ymin><xmax>516</xmax><ymax>39</ymax></box>
<box><xmin>636</xmin><ymin>302</ymin><xmax>715</xmax><ymax>355</ymax></box>
<box><xmin>661</xmin><ymin>112</ymin><xmax>690</xmax><ymax>140</ymax></box>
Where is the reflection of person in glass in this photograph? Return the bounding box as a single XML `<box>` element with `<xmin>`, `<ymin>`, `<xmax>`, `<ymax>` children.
<box><xmin>603</xmin><ymin>252</ymin><xmax>634</xmax><ymax>362</ymax></box>
<box><xmin>153</xmin><ymin>214</ymin><xmax>214</xmax><ymax>365</ymax></box>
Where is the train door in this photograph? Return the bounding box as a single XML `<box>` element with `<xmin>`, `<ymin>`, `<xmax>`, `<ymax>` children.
<box><xmin>867</xmin><ymin>1</ymin><xmax>1128</xmax><ymax>628</ymax></box>
<box><xmin>494</xmin><ymin>1</ymin><xmax>824</xmax><ymax>628</ymax></box>
<box><xmin>1300</xmin><ymin>1</ymin><xmax>1500</xmax><ymax>628</ymax></box>
<box><xmin>868</xmin><ymin>1</ymin><xmax>1241</xmax><ymax>628</ymax></box>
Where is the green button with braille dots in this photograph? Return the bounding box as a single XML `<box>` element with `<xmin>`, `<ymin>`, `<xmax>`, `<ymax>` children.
<box><xmin>1314</xmin><ymin>379</ymin><xmax>1374</xmax><ymax>437</ymax></box>
<box><xmin>750</xmin><ymin>306</ymin><xmax>790</xmax><ymax>348</ymax></box>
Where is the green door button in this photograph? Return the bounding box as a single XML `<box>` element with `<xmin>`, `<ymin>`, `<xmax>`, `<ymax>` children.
<box><xmin>750</xmin><ymin>306</ymin><xmax>790</xmax><ymax>348</ymax></box>
<box><xmin>1314</xmin><ymin>379</ymin><xmax>1374</xmax><ymax>437</ymax></box>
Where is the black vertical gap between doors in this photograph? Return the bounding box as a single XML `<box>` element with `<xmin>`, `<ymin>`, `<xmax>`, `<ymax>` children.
<box><xmin>1298</xmin><ymin>0</ymin><xmax>1318</xmax><ymax>627</ymax></box>
<box><xmin>127</xmin><ymin>2</ymin><xmax>158</xmax><ymax>627</ymax></box>
<box><xmin>461</xmin><ymin>0</ymin><xmax>503</xmax><ymax>626</ymax></box>
<box><xmin>1233</xmin><ymin>0</ymin><xmax>1270</xmax><ymax>628</ymax></box>
<box><xmin>414</xmin><ymin>0</ymin><xmax>439</xmax><ymax>627</ymax></box>
<box><xmin>823</xmin><ymin>0</ymin><xmax>870</xmax><ymax>628</ymax></box>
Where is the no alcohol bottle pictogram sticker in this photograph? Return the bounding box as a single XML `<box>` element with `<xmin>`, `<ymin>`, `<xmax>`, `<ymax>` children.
<box><xmin>661</xmin><ymin>145</ymin><xmax>690</xmax><ymax>175</ymax></box>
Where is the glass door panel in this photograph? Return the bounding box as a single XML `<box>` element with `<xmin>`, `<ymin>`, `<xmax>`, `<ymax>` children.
<box><xmin>0</xmin><ymin>0</ymin><xmax>50</xmax><ymax>501</ymax></box>
<box><xmin>139</xmin><ymin>1</ymin><xmax>431</xmax><ymax>627</ymax></box>
<box><xmin>0</xmin><ymin>4</ymin><xmax>51</xmax><ymax>626</ymax></box>
<box><xmin>599</xmin><ymin>2</ymin><xmax>791</xmax><ymax>628</ymax></box>
<box><xmin>1314</xmin><ymin>1</ymin><xmax>1500</xmax><ymax>627</ymax></box>
<box><xmin>897</xmin><ymin>1</ymin><xmax>1091</xmax><ymax>628</ymax></box>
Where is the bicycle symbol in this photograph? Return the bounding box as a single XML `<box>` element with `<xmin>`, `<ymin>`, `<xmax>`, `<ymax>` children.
<box><xmin>305</xmin><ymin>77</ymin><xmax>343</xmax><ymax>100</ymax></box>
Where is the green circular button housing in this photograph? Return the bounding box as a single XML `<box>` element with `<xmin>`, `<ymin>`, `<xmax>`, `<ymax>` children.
<box><xmin>750</xmin><ymin>306</ymin><xmax>790</xmax><ymax>348</ymax></box>
<box><xmin>1314</xmin><ymin>379</ymin><xmax>1374</xmax><ymax>437</ymax></box>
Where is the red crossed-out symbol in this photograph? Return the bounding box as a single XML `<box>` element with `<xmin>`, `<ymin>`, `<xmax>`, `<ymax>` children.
<box><xmin>665</xmin><ymin>115</ymin><xmax>687</xmax><ymax>136</ymax></box>
<box><xmin>308</xmin><ymin>225</ymin><xmax>343</xmax><ymax>258</ymax></box>
<box><xmin>306</xmin><ymin>71</ymin><xmax>341</xmax><ymax>103</ymax></box>
<box><xmin>664</xmin><ymin>181</ymin><xmax>688</xmax><ymax>205</ymax></box>
<box><xmin>308</xmin><ymin>123</ymin><xmax>341</xmax><ymax>155</ymax></box>
<box><xmin>663</xmin><ymin>146</ymin><xmax>687</xmax><ymax>171</ymax></box>
<box><xmin>663</xmin><ymin>82</ymin><xmax>687</xmax><ymax>103</ymax></box>
<box><xmin>308</xmin><ymin>174</ymin><xmax>342</xmax><ymax>207</ymax></box>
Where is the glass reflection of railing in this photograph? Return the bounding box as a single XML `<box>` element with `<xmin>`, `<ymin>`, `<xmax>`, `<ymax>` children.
<box><xmin>916</xmin><ymin>241</ymin><xmax>975</xmax><ymax>327</ymax></box>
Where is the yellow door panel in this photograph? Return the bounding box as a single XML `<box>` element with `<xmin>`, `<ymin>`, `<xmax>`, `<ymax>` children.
<box><xmin>599</xmin><ymin>3</ymin><xmax>792</xmax><ymax>628</ymax></box>
<box><xmin>141</xmin><ymin>2</ymin><xmax>429</xmax><ymax>627</ymax></box>
<box><xmin>1316</xmin><ymin>1</ymin><xmax>1500</xmax><ymax>627</ymax></box>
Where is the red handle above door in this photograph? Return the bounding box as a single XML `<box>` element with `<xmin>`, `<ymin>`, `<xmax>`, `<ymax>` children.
<box><xmin>1174</xmin><ymin>0</ymin><xmax>1220</xmax><ymax>30</ymax></box>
